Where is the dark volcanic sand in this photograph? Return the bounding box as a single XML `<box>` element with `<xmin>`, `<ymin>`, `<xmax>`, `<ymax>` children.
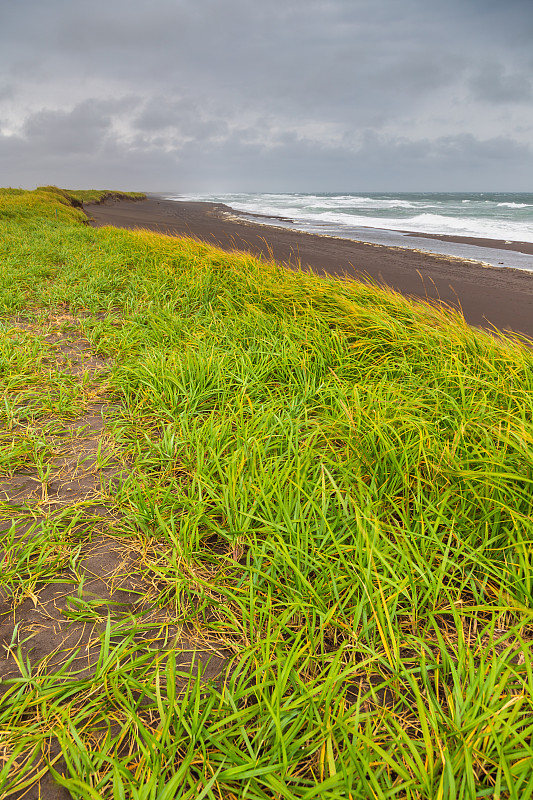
<box><xmin>87</xmin><ymin>196</ymin><xmax>533</xmax><ymax>339</ymax></box>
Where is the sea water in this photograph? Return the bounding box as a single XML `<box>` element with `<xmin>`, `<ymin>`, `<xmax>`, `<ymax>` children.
<box><xmin>165</xmin><ymin>192</ymin><xmax>533</xmax><ymax>271</ymax></box>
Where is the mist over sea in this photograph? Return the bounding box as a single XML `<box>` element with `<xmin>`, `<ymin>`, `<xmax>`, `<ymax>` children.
<box><xmin>166</xmin><ymin>192</ymin><xmax>533</xmax><ymax>271</ymax></box>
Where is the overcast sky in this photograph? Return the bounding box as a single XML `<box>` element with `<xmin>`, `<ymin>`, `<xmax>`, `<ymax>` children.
<box><xmin>1</xmin><ymin>0</ymin><xmax>532</xmax><ymax>192</ymax></box>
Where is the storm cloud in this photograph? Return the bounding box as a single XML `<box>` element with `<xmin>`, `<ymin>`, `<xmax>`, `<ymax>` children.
<box><xmin>1</xmin><ymin>0</ymin><xmax>532</xmax><ymax>191</ymax></box>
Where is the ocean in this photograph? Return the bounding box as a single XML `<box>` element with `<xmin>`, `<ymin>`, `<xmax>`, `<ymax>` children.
<box><xmin>165</xmin><ymin>192</ymin><xmax>533</xmax><ymax>272</ymax></box>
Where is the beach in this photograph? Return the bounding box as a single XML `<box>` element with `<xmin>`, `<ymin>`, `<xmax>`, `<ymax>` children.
<box><xmin>88</xmin><ymin>196</ymin><xmax>533</xmax><ymax>338</ymax></box>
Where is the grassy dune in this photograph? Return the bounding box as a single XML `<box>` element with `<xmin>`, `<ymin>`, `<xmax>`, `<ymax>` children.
<box><xmin>0</xmin><ymin>187</ymin><xmax>532</xmax><ymax>798</ymax></box>
<box><xmin>37</xmin><ymin>186</ymin><xmax>147</xmax><ymax>205</ymax></box>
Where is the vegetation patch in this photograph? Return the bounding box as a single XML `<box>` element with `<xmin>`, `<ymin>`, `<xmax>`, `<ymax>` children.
<box><xmin>37</xmin><ymin>186</ymin><xmax>147</xmax><ymax>206</ymax></box>
<box><xmin>0</xmin><ymin>187</ymin><xmax>532</xmax><ymax>799</ymax></box>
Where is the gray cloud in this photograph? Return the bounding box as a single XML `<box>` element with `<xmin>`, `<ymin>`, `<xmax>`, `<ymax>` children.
<box><xmin>0</xmin><ymin>85</ymin><xmax>14</xmax><ymax>105</ymax></box>
<box><xmin>22</xmin><ymin>102</ymin><xmax>112</xmax><ymax>155</ymax></box>
<box><xmin>2</xmin><ymin>115</ymin><xmax>531</xmax><ymax>194</ymax></box>
<box><xmin>0</xmin><ymin>0</ymin><xmax>532</xmax><ymax>190</ymax></box>
<box><xmin>470</xmin><ymin>63</ymin><xmax>532</xmax><ymax>104</ymax></box>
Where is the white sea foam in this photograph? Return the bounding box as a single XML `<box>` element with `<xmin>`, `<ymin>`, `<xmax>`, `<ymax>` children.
<box><xmin>300</xmin><ymin>212</ymin><xmax>532</xmax><ymax>242</ymax></box>
<box><xmin>168</xmin><ymin>192</ymin><xmax>533</xmax><ymax>246</ymax></box>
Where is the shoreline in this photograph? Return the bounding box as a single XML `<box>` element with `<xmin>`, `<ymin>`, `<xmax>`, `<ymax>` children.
<box><xmin>87</xmin><ymin>196</ymin><xmax>533</xmax><ymax>339</ymax></box>
<box><xmin>209</xmin><ymin>202</ymin><xmax>533</xmax><ymax>258</ymax></box>
<box><xmin>404</xmin><ymin>229</ymin><xmax>533</xmax><ymax>256</ymax></box>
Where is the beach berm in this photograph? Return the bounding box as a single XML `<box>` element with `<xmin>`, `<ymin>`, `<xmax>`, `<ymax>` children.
<box><xmin>89</xmin><ymin>194</ymin><xmax>533</xmax><ymax>339</ymax></box>
<box><xmin>1</xmin><ymin>186</ymin><xmax>532</xmax><ymax>799</ymax></box>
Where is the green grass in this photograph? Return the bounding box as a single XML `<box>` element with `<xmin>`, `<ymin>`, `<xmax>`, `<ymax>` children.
<box><xmin>1</xmin><ymin>187</ymin><xmax>533</xmax><ymax>798</ymax></box>
<box><xmin>37</xmin><ymin>186</ymin><xmax>147</xmax><ymax>205</ymax></box>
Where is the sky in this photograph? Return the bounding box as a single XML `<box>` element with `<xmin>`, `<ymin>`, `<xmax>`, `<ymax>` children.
<box><xmin>1</xmin><ymin>0</ymin><xmax>532</xmax><ymax>192</ymax></box>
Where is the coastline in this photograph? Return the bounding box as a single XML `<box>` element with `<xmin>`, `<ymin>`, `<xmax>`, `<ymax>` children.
<box><xmin>216</xmin><ymin>204</ymin><xmax>533</xmax><ymax>260</ymax></box>
<box><xmin>87</xmin><ymin>195</ymin><xmax>533</xmax><ymax>339</ymax></box>
<box><xmin>403</xmin><ymin>229</ymin><xmax>533</xmax><ymax>256</ymax></box>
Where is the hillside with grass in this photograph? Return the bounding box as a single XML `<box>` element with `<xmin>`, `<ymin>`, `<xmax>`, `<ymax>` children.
<box><xmin>0</xmin><ymin>186</ymin><xmax>532</xmax><ymax>799</ymax></box>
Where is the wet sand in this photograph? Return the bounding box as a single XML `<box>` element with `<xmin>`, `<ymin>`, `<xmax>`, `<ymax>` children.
<box><xmin>87</xmin><ymin>196</ymin><xmax>533</xmax><ymax>339</ymax></box>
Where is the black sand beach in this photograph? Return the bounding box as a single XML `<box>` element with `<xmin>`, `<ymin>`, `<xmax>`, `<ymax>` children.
<box><xmin>88</xmin><ymin>196</ymin><xmax>533</xmax><ymax>339</ymax></box>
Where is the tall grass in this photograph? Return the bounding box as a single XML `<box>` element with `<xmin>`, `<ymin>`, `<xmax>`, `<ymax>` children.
<box><xmin>1</xmin><ymin>188</ymin><xmax>532</xmax><ymax>798</ymax></box>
